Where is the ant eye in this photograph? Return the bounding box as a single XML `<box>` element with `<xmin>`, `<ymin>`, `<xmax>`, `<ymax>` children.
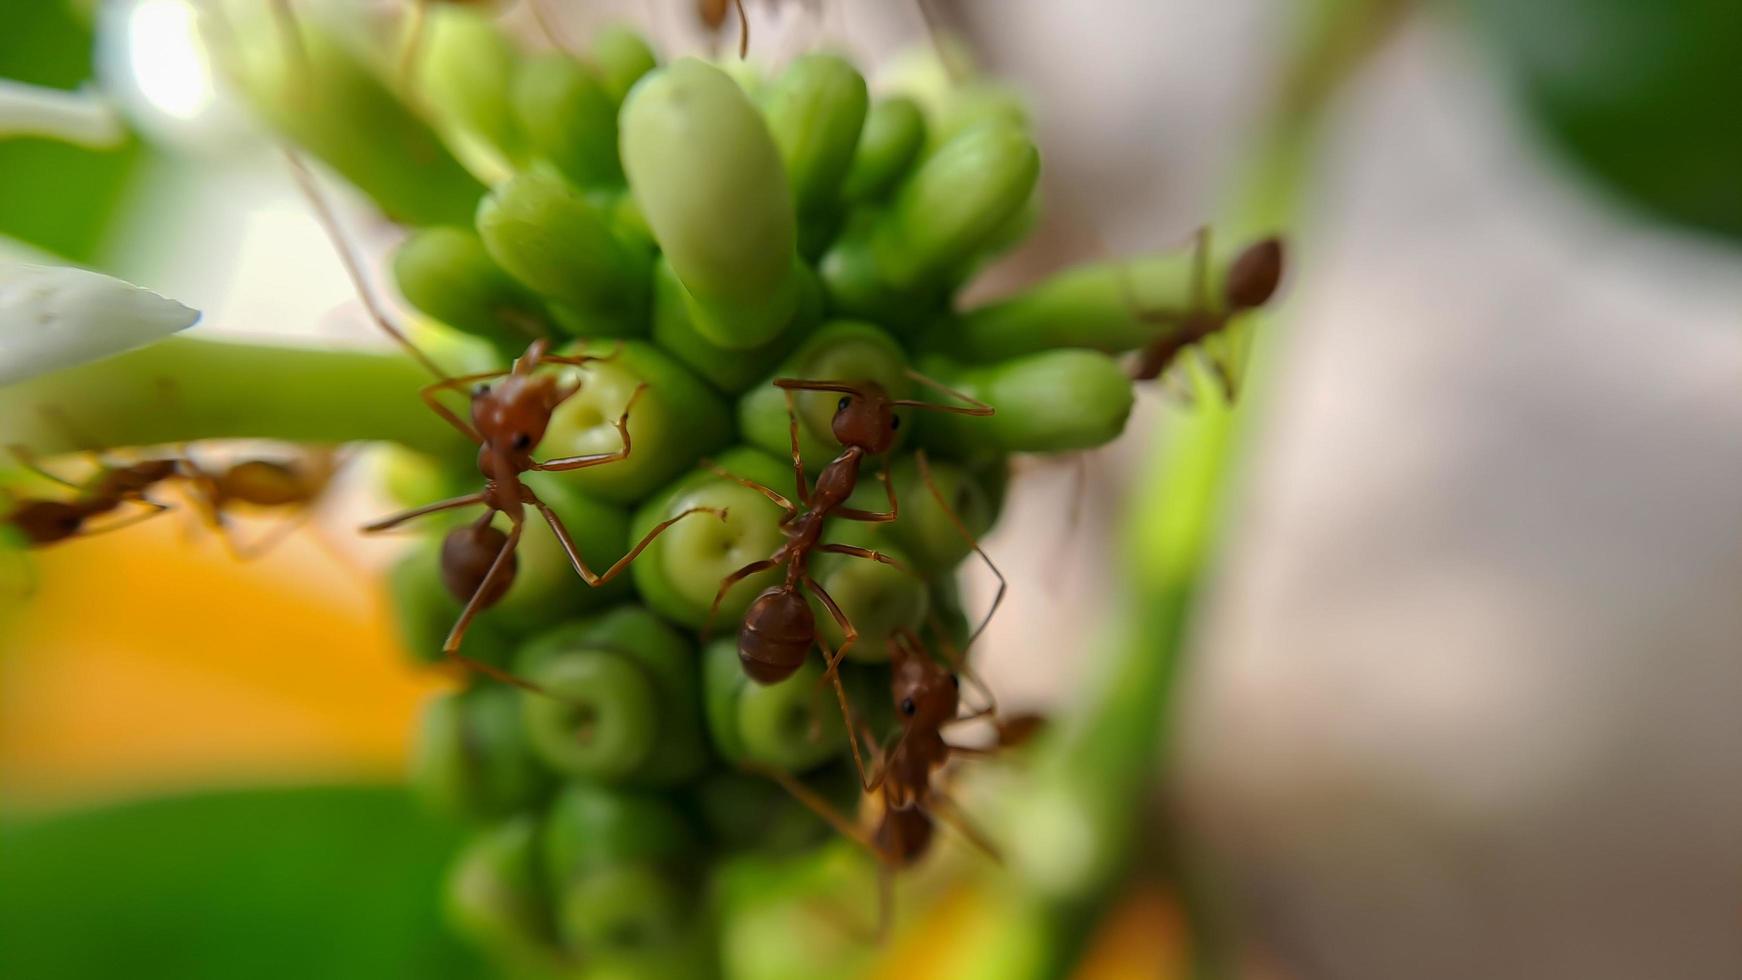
<box><xmin>837</xmin><ymin>396</ymin><xmax>851</xmax><ymax>413</ymax></box>
<box><xmin>900</xmin><ymin>697</ymin><xmax>916</xmax><ymax>717</ymax></box>
<box><xmin>948</xmin><ymin>674</ymin><xmax>959</xmax><ymax>688</ymax></box>
<box><xmin>511</xmin><ymin>433</ymin><xmax>533</xmax><ymax>451</ymax></box>
<box><xmin>890</xmin><ymin>415</ymin><xmax>901</xmax><ymax>431</ymax></box>
<box><xmin>473</xmin><ymin>383</ymin><xmax>490</xmax><ymax>397</ymax></box>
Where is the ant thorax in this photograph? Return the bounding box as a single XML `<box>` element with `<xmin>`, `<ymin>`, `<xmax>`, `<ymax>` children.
<box><xmin>808</xmin><ymin>447</ymin><xmax>863</xmax><ymax>511</ymax></box>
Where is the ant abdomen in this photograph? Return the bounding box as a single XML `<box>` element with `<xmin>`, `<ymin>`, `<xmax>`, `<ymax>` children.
<box><xmin>441</xmin><ymin>524</ymin><xmax>515</xmax><ymax>609</ymax></box>
<box><xmin>739</xmin><ymin>587</ymin><xmax>814</xmax><ymax>684</ymax></box>
<box><xmin>10</xmin><ymin>500</ymin><xmax>91</xmax><ymax>546</ymax></box>
<box><xmin>1225</xmin><ymin>237</ymin><xmax>1285</xmax><ymax>311</ymax></box>
<box><xmin>874</xmin><ymin>806</ymin><xmax>934</xmax><ymax>868</ymax></box>
<box><xmin>222</xmin><ymin>460</ymin><xmax>305</xmax><ymax>507</ymax></box>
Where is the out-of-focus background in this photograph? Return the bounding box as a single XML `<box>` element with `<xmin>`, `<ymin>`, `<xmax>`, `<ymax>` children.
<box><xmin>3</xmin><ymin>1</ymin><xmax>1740</xmax><ymax>978</ymax></box>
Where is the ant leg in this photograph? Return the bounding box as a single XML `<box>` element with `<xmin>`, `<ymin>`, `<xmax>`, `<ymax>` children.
<box><xmin>6</xmin><ymin>446</ymin><xmax>81</xmax><ymax>492</ymax></box>
<box><xmin>702</xmin><ymin>557</ymin><xmax>781</xmax><ymax>642</ymax></box>
<box><xmin>891</xmin><ymin>368</ymin><xmax>995</xmax><ymax>417</ymax></box>
<box><xmin>534</xmin><ymin>384</ymin><xmax>648</xmax><ymax>471</ymax></box>
<box><xmin>733</xmin><ymin>0</ymin><xmax>749</xmax><ymax>58</ymax></box>
<box><xmin>77</xmin><ymin>496</ymin><xmax>174</xmax><ymax>538</ymax></box>
<box><xmin>442</xmin><ymin>518</ymin><xmax>547</xmax><ymax>695</ymax></box>
<box><xmin>396</xmin><ymin>0</ymin><xmax>428</xmax><ymax>89</ymax></box>
<box><xmin>527</xmin><ymin>0</ymin><xmax>578</xmax><ymax>55</ymax></box>
<box><xmin>533</xmin><ymin>494</ymin><xmax>726</xmax><ymax>587</ymax></box>
<box><xmin>223</xmin><ymin>507</ymin><xmax>316</xmax><ymax>561</ymax></box>
<box><xmin>780</xmin><ymin>387</ymin><xmax>812</xmax><ymax>507</ymax></box>
<box><xmin>283</xmin><ymin>150</ymin><xmax>450</xmax><ymax>380</ymax></box>
<box><xmin>913</xmin><ymin>0</ymin><xmax>964</xmax><ymax>83</ymax></box>
<box><xmin>833</xmin><ymin>463</ymin><xmax>898</xmax><ymax>523</ymax></box>
<box><xmin>915</xmin><ymin>451</ymin><xmax>1006</xmax><ymax>646</ymax></box>
<box><xmin>741</xmin><ymin>763</ymin><xmax>889</xmax><ymax>861</ymax></box>
<box><xmin>920</xmin><ymin>791</ymin><xmax>1003</xmax><ymax>864</ymax></box>
<box><xmin>805</xmin><ymin>572</ymin><xmax>861</xmax><ymax>670</ymax></box>
<box><xmin>805</xmin><ymin>621</ymin><xmax>879</xmax><ymax>793</ymax></box>
<box><xmin>817</xmin><ymin>544</ymin><xmax>919</xmax><ymax>582</ymax></box>
<box><xmin>698</xmin><ymin>461</ymin><xmax>798</xmax><ymax>518</ymax></box>
<box><xmin>363</xmin><ymin>492</ymin><xmax>485</xmax><ymax>533</ymax></box>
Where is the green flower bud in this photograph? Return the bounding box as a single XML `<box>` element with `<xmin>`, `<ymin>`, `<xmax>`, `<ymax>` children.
<box><xmin>520</xmin><ymin>644</ymin><xmax>660</xmax><ymax>780</ymax></box>
<box><xmin>687</xmin><ymin>769</ymin><xmax>847</xmax><ymax>854</ymax></box>
<box><xmin>532</xmin><ymin>340</ymin><xmax>733</xmax><ymax>503</ymax></box>
<box><xmin>229</xmin><ymin>12</ymin><xmax>484</xmax><ymax>225</ymax></box>
<box><xmin>702</xmin><ymin>637</ymin><xmax>845</xmax><ymax>771</ymax></box>
<box><xmin>916</xmin><ymin>350</ymin><xmax>1134</xmax><ymax>454</ymax></box>
<box><xmin>392</xmin><ymin>227</ymin><xmax>553</xmax><ymax>354</ymax></box>
<box><xmin>475</xmin><ymin>172</ymin><xmax>650</xmax><ymax>332</ymax></box>
<box><xmin>387</xmin><ymin>537</ymin><xmax>517</xmax><ymax>666</ymax></box>
<box><xmin>414</xmin><ymin>6</ymin><xmax>525</xmax><ymax>165</ymax></box>
<box><xmin>927</xmin><ymin>82</ymin><xmax>1030</xmax><ymax>152</ymax></box>
<box><xmin>589</xmin><ymin>24</ymin><xmax>660</xmax><ymax>104</ymax></box>
<box><xmin>737</xmin><ymin>321</ymin><xmax>911</xmax><ymax>472</ymax></box>
<box><xmin>822</xmin><ymin>120</ymin><xmax>1039</xmax><ymax>319</ymax></box>
<box><xmin>928</xmin><ymin>246</ymin><xmax>1219</xmax><ymax>362</ymax></box>
<box><xmin>629</xmin><ymin>448</ymin><xmax>793</xmax><ymax>627</ymax></box>
<box><xmin>411</xmin><ymin>687</ymin><xmax>549</xmax><ymax>820</ymax></box>
<box><xmin>652</xmin><ymin>256</ymin><xmax>821</xmax><ymax>394</ymax></box>
<box><xmin>444</xmin><ymin>817</ymin><xmax>557</xmax><ymax>964</ymax></box>
<box><xmin>517</xmin><ymin>608</ymin><xmax>707</xmax><ymax>785</ymax></box>
<box><xmin>842</xmin><ymin>96</ymin><xmax>925</xmax><ymax>202</ymax></box>
<box><xmin>620</xmin><ymin>59</ymin><xmax>804</xmax><ymax>348</ymax></box>
<box><xmin>543</xmin><ymin>783</ymin><xmax>695</xmax><ymax>887</ymax></box>
<box><xmin>554</xmin><ymin>863</ymin><xmax>696</xmax><ymax>961</ymax></box>
<box><xmin>807</xmin><ymin>522</ymin><xmax>927</xmax><ymax>659</ymax></box>
<box><xmin>760</xmin><ymin>54</ymin><xmax>868</xmax><ymax>234</ymax></box>
<box><xmin>513</xmin><ymin>53</ymin><xmax>622</xmax><ymax>187</ymax></box>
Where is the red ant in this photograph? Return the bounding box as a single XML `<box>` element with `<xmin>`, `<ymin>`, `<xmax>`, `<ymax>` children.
<box><xmin>704</xmin><ymin>375</ymin><xmax>991</xmax><ymax>778</ymax></box>
<box><xmin>360</xmin><ymin>343</ymin><xmax>728</xmax><ymax>693</ymax></box>
<box><xmin>753</xmin><ymin>464</ymin><xmax>1036</xmax><ymax>939</ymax></box>
<box><xmin>697</xmin><ymin>0</ymin><xmax>752</xmax><ymax>57</ymax></box>
<box><xmin>1128</xmin><ymin>228</ymin><xmax>1285</xmax><ymax>398</ymax></box>
<box><xmin>3</xmin><ymin>438</ymin><xmax>350</xmax><ymax>562</ymax></box>
<box><xmin>3</xmin><ymin>448</ymin><xmax>180</xmax><ymax>548</ymax></box>
<box><xmin>286</xmin><ymin>148</ymin><xmax>726</xmax><ymax>695</ymax></box>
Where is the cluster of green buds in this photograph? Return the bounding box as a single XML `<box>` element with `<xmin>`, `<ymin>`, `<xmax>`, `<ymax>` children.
<box><xmin>204</xmin><ymin>4</ymin><xmax>1268</xmax><ymax>976</ymax></box>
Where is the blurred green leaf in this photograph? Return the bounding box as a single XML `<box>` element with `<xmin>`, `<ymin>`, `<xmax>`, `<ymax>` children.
<box><xmin>0</xmin><ymin>784</ymin><xmax>485</xmax><ymax>980</ymax></box>
<box><xmin>1458</xmin><ymin>0</ymin><xmax>1742</xmax><ymax>239</ymax></box>
<box><xmin>0</xmin><ymin>1</ymin><xmax>145</xmax><ymax>261</ymax></box>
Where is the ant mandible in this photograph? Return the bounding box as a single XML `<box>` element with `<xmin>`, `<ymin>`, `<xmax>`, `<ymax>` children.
<box><xmin>704</xmin><ymin>374</ymin><xmax>991</xmax><ymax>778</ymax></box>
<box><xmin>1129</xmin><ymin>227</ymin><xmax>1285</xmax><ymax>398</ymax></box>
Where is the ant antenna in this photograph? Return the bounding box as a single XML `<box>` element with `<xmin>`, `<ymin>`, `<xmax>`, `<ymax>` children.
<box><xmin>282</xmin><ymin>150</ymin><xmax>452</xmax><ymax>380</ymax></box>
<box><xmin>891</xmin><ymin>368</ymin><xmax>995</xmax><ymax>416</ymax></box>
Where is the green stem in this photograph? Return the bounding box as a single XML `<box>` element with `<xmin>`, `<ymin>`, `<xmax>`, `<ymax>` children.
<box><xmin>0</xmin><ymin>337</ymin><xmax>464</xmax><ymax>456</ymax></box>
<box><xmin>963</xmin><ymin>2</ymin><xmax>1404</xmax><ymax>977</ymax></box>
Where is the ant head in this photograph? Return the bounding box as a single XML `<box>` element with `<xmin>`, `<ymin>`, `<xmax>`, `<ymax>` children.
<box><xmin>889</xmin><ymin>633</ymin><xmax>959</xmax><ymax>729</ymax></box>
<box><xmin>470</xmin><ymin>374</ymin><xmax>567</xmax><ymax>461</ymax></box>
<box><xmin>1224</xmin><ymin>237</ymin><xmax>1285</xmax><ymax>311</ymax></box>
<box><xmin>830</xmin><ymin>381</ymin><xmax>900</xmax><ymax>454</ymax></box>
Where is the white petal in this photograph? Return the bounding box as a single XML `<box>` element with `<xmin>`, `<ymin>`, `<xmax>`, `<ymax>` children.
<box><xmin>0</xmin><ymin>79</ymin><xmax>126</xmax><ymax>149</ymax></box>
<box><xmin>0</xmin><ymin>262</ymin><xmax>200</xmax><ymax>386</ymax></box>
